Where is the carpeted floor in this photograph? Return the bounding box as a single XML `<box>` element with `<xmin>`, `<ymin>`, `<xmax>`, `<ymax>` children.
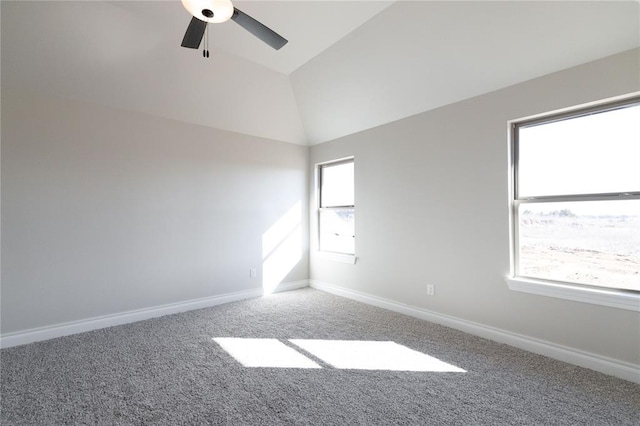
<box><xmin>1</xmin><ymin>288</ymin><xmax>638</xmax><ymax>425</ymax></box>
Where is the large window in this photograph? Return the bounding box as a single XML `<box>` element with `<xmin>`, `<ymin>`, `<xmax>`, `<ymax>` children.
<box><xmin>318</xmin><ymin>159</ymin><xmax>355</xmax><ymax>255</ymax></box>
<box><xmin>510</xmin><ymin>98</ymin><xmax>640</xmax><ymax>293</ymax></box>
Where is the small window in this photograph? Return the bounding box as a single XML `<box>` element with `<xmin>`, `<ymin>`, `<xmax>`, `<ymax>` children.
<box><xmin>511</xmin><ymin>98</ymin><xmax>640</xmax><ymax>293</ymax></box>
<box><xmin>318</xmin><ymin>159</ymin><xmax>355</xmax><ymax>255</ymax></box>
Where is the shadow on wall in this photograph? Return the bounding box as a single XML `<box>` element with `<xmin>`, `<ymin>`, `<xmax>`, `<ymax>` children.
<box><xmin>262</xmin><ymin>201</ymin><xmax>303</xmax><ymax>295</ymax></box>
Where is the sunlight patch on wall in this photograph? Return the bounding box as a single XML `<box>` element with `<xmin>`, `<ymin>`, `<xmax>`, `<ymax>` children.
<box><xmin>213</xmin><ymin>338</ymin><xmax>321</xmax><ymax>369</ymax></box>
<box><xmin>262</xmin><ymin>202</ymin><xmax>302</xmax><ymax>295</ymax></box>
<box><xmin>213</xmin><ymin>338</ymin><xmax>466</xmax><ymax>372</ymax></box>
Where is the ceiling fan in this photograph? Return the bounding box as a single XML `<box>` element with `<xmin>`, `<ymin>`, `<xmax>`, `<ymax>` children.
<box><xmin>180</xmin><ymin>0</ymin><xmax>288</xmax><ymax>52</ymax></box>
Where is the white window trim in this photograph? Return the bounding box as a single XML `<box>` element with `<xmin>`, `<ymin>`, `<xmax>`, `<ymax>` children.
<box><xmin>505</xmin><ymin>276</ymin><xmax>640</xmax><ymax>312</ymax></box>
<box><xmin>507</xmin><ymin>92</ymin><xmax>640</xmax><ymax>311</ymax></box>
<box><xmin>317</xmin><ymin>251</ymin><xmax>357</xmax><ymax>264</ymax></box>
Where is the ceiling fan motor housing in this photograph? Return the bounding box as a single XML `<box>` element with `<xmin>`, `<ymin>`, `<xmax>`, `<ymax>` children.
<box><xmin>182</xmin><ymin>0</ymin><xmax>233</xmax><ymax>23</ymax></box>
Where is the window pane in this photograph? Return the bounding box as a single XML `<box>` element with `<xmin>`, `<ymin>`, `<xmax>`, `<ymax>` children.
<box><xmin>518</xmin><ymin>104</ymin><xmax>640</xmax><ymax>198</ymax></box>
<box><xmin>319</xmin><ymin>209</ymin><xmax>354</xmax><ymax>254</ymax></box>
<box><xmin>518</xmin><ymin>200</ymin><xmax>640</xmax><ymax>291</ymax></box>
<box><xmin>321</xmin><ymin>162</ymin><xmax>354</xmax><ymax>207</ymax></box>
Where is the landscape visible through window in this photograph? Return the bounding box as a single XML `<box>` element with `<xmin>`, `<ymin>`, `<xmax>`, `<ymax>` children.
<box><xmin>518</xmin><ymin>201</ymin><xmax>640</xmax><ymax>291</ymax></box>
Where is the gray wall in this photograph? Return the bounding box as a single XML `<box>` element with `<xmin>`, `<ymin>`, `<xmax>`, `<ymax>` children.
<box><xmin>2</xmin><ymin>47</ymin><xmax>638</xmax><ymax>368</ymax></box>
<box><xmin>1</xmin><ymin>91</ymin><xmax>309</xmax><ymax>334</ymax></box>
<box><xmin>309</xmin><ymin>49</ymin><xmax>640</xmax><ymax>365</ymax></box>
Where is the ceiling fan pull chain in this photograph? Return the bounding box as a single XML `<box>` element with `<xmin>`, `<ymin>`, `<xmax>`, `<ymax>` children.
<box><xmin>206</xmin><ymin>24</ymin><xmax>208</xmax><ymax>57</ymax></box>
<box><xmin>203</xmin><ymin>23</ymin><xmax>207</xmax><ymax>58</ymax></box>
<box><xmin>206</xmin><ymin>24</ymin><xmax>210</xmax><ymax>58</ymax></box>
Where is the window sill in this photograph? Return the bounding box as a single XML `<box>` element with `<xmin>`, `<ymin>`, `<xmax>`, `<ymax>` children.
<box><xmin>506</xmin><ymin>277</ymin><xmax>640</xmax><ymax>312</ymax></box>
<box><xmin>316</xmin><ymin>251</ymin><xmax>357</xmax><ymax>264</ymax></box>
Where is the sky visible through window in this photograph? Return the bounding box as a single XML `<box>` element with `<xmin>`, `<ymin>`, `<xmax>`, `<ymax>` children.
<box><xmin>321</xmin><ymin>161</ymin><xmax>354</xmax><ymax>207</ymax></box>
<box><xmin>518</xmin><ymin>104</ymin><xmax>640</xmax><ymax>215</ymax></box>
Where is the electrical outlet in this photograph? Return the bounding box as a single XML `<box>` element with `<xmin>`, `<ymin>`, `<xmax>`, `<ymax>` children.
<box><xmin>426</xmin><ymin>284</ymin><xmax>435</xmax><ymax>296</ymax></box>
<box><xmin>250</xmin><ymin>268</ymin><xmax>257</xmax><ymax>278</ymax></box>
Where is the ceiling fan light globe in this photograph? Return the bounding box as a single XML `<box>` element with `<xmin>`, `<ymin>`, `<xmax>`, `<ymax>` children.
<box><xmin>181</xmin><ymin>0</ymin><xmax>234</xmax><ymax>24</ymax></box>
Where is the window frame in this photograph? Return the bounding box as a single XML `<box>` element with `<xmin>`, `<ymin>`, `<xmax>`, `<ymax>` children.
<box><xmin>507</xmin><ymin>95</ymin><xmax>640</xmax><ymax>311</ymax></box>
<box><xmin>316</xmin><ymin>157</ymin><xmax>356</xmax><ymax>263</ymax></box>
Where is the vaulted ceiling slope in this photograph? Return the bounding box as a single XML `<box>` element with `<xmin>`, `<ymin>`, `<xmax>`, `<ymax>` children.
<box><xmin>2</xmin><ymin>1</ymin><xmax>639</xmax><ymax>145</ymax></box>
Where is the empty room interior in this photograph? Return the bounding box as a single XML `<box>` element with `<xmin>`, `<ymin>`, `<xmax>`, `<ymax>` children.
<box><xmin>1</xmin><ymin>1</ymin><xmax>639</xmax><ymax>424</ymax></box>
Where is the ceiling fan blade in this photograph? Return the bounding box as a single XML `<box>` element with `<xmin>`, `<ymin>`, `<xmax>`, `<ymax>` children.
<box><xmin>181</xmin><ymin>17</ymin><xmax>207</xmax><ymax>49</ymax></box>
<box><xmin>231</xmin><ymin>8</ymin><xmax>288</xmax><ymax>50</ymax></box>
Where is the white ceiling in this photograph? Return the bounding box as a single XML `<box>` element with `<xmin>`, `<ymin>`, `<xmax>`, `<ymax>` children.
<box><xmin>292</xmin><ymin>0</ymin><xmax>640</xmax><ymax>143</ymax></box>
<box><xmin>113</xmin><ymin>0</ymin><xmax>396</xmax><ymax>75</ymax></box>
<box><xmin>2</xmin><ymin>1</ymin><xmax>639</xmax><ymax>145</ymax></box>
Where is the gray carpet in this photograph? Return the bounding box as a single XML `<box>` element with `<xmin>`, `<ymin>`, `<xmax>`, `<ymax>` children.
<box><xmin>1</xmin><ymin>288</ymin><xmax>638</xmax><ymax>425</ymax></box>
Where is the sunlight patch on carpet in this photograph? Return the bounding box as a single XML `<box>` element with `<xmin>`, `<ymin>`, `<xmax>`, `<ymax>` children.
<box><xmin>213</xmin><ymin>338</ymin><xmax>321</xmax><ymax>369</ymax></box>
<box><xmin>213</xmin><ymin>338</ymin><xmax>465</xmax><ymax>372</ymax></box>
<box><xmin>290</xmin><ymin>340</ymin><xmax>466</xmax><ymax>372</ymax></box>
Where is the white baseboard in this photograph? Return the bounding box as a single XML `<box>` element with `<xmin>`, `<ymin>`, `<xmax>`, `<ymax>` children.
<box><xmin>309</xmin><ymin>280</ymin><xmax>640</xmax><ymax>384</ymax></box>
<box><xmin>0</xmin><ymin>281</ymin><xmax>309</xmax><ymax>349</ymax></box>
